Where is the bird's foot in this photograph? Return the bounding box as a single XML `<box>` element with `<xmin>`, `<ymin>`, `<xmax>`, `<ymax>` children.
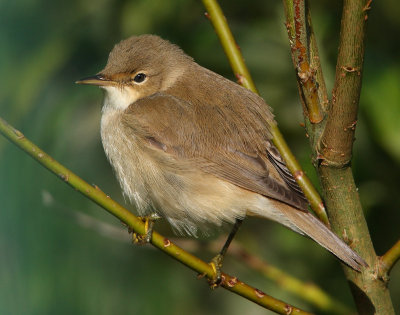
<box><xmin>208</xmin><ymin>253</ymin><xmax>224</xmax><ymax>288</ymax></box>
<box><xmin>206</xmin><ymin>219</ymin><xmax>242</xmax><ymax>288</ymax></box>
<box><xmin>132</xmin><ymin>214</ymin><xmax>159</xmax><ymax>245</ymax></box>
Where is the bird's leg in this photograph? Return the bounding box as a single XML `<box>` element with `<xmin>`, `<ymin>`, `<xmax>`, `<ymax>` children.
<box><xmin>209</xmin><ymin>219</ymin><xmax>243</xmax><ymax>287</ymax></box>
<box><xmin>132</xmin><ymin>213</ymin><xmax>160</xmax><ymax>245</ymax></box>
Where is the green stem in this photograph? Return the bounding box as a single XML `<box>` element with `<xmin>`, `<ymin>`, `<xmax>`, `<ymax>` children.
<box><xmin>380</xmin><ymin>239</ymin><xmax>400</xmax><ymax>277</ymax></box>
<box><xmin>179</xmin><ymin>237</ymin><xmax>353</xmax><ymax>314</ymax></box>
<box><xmin>319</xmin><ymin>0</ymin><xmax>367</xmax><ymax>167</ymax></box>
<box><xmin>202</xmin><ymin>0</ymin><xmax>257</xmax><ymax>93</ymax></box>
<box><xmin>0</xmin><ymin>116</ymin><xmax>313</xmax><ymax>315</ymax></box>
<box><xmin>228</xmin><ymin>242</ymin><xmax>354</xmax><ymax>315</ymax></box>
<box><xmin>318</xmin><ymin>167</ymin><xmax>394</xmax><ymax>314</ymax></box>
<box><xmin>201</xmin><ymin>0</ymin><xmax>329</xmax><ymax>225</ymax></box>
<box><xmin>284</xmin><ymin>0</ymin><xmax>394</xmax><ymax>313</ymax></box>
<box><xmin>316</xmin><ymin>0</ymin><xmax>394</xmax><ymax>313</ymax></box>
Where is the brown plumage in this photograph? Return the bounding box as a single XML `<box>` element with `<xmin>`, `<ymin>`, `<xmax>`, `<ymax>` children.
<box><xmin>77</xmin><ymin>34</ymin><xmax>367</xmax><ymax>270</ymax></box>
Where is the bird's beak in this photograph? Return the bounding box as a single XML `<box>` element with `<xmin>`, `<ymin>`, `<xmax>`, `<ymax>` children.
<box><xmin>75</xmin><ymin>74</ymin><xmax>116</xmax><ymax>86</ymax></box>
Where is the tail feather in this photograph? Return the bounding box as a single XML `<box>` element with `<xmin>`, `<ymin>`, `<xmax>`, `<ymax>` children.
<box><xmin>279</xmin><ymin>207</ymin><xmax>368</xmax><ymax>271</ymax></box>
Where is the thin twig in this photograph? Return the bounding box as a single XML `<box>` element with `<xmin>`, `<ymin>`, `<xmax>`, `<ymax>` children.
<box><xmin>380</xmin><ymin>239</ymin><xmax>400</xmax><ymax>277</ymax></box>
<box><xmin>292</xmin><ymin>0</ymin><xmax>323</xmax><ymax>124</ymax></box>
<box><xmin>228</xmin><ymin>243</ymin><xmax>354</xmax><ymax>315</ymax></box>
<box><xmin>219</xmin><ymin>239</ymin><xmax>353</xmax><ymax>314</ymax></box>
<box><xmin>0</xmin><ymin>116</ymin><xmax>313</xmax><ymax>315</ymax></box>
<box><xmin>177</xmin><ymin>237</ymin><xmax>353</xmax><ymax>314</ymax></box>
<box><xmin>202</xmin><ymin>0</ymin><xmax>329</xmax><ymax>225</ymax></box>
<box><xmin>283</xmin><ymin>0</ymin><xmax>328</xmax><ymax>148</ymax></box>
<box><xmin>203</xmin><ymin>0</ymin><xmax>257</xmax><ymax>93</ymax></box>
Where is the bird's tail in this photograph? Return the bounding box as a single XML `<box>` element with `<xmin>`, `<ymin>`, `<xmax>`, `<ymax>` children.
<box><xmin>278</xmin><ymin>205</ymin><xmax>368</xmax><ymax>271</ymax></box>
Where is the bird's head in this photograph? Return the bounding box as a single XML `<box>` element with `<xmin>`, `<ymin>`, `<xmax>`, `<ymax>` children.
<box><xmin>77</xmin><ymin>35</ymin><xmax>192</xmax><ymax>110</ymax></box>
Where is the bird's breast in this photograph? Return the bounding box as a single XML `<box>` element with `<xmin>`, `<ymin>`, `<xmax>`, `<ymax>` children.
<box><xmin>100</xmin><ymin>108</ymin><xmax>152</xmax><ymax>214</ymax></box>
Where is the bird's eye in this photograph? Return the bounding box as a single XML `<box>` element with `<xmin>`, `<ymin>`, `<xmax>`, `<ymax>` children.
<box><xmin>133</xmin><ymin>73</ymin><xmax>146</xmax><ymax>83</ymax></box>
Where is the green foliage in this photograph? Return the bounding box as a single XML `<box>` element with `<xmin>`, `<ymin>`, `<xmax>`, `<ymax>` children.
<box><xmin>363</xmin><ymin>66</ymin><xmax>400</xmax><ymax>162</ymax></box>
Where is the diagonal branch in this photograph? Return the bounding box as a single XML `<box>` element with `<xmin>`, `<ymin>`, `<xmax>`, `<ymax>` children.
<box><xmin>226</xmin><ymin>242</ymin><xmax>354</xmax><ymax>315</ymax></box>
<box><xmin>0</xmin><ymin>116</ymin><xmax>313</xmax><ymax>315</ymax></box>
<box><xmin>202</xmin><ymin>2</ymin><xmax>258</xmax><ymax>94</ymax></box>
<box><xmin>178</xmin><ymin>238</ymin><xmax>353</xmax><ymax>314</ymax></box>
<box><xmin>201</xmin><ymin>0</ymin><xmax>329</xmax><ymax>225</ymax></box>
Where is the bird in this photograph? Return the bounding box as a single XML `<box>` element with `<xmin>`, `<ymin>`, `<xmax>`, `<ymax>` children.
<box><xmin>76</xmin><ymin>34</ymin><xmax>367</xmax><ymax>272</ymax></box>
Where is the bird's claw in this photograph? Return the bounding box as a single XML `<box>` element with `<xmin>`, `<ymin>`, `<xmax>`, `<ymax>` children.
<box><xmin>208</xmin><ymin>254</ymin><xmax>224</xmax><ymax>288</ymax></box>
<box><xmin>132</xmin><ymin>216</ymin><xmax>157</xmax><ymax>245</ymax></box>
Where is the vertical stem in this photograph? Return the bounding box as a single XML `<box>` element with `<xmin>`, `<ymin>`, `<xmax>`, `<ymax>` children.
<box><xmin>316</xmin><ymin>0</ymin><xmax>394</xmax><ymax>313</ymax></box>
<box><xmin>319</xmin><ymin>167</ymin><xmax>394</xmax><ymax>314</ymax></box>
<box><xmin>282</xmin><ymin>0</ymin><xmax>327</xmax><ymax>149</ymax></box>
<box><xmin>292</xmin><ymin>0</ymin><xmax>323</xmax><ymax>124</ymax></box>
<box><xmin>283</xmin><ymin>0</ymin><xmax>394</xmax><ymax>312</ymax></box>
<box><xmin>319</xmin><ymin>0</ymin><xmax>368</xmax><ymax>166</ymax></box>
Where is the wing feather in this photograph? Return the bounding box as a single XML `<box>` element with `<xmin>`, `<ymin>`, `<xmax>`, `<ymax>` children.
<box><xmin>122</xmin><ymin>89</ymin><xmax>307</xmax><ymax>210</ymax></box>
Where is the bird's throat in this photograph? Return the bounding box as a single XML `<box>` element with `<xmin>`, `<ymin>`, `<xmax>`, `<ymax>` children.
<box><xmin>102</xmin><ymin>86</ymin><xmax>140</xmax><ymax>111</ymax></box>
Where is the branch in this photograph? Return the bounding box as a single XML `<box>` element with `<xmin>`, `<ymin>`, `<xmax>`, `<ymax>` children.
<box><xmin>319</xmin><ymin>0</ymin><xmax>369</xmax><ymax>260</ymax></box>
<box><xmin>0</xmin><ymin>116</ymin><xmax>314</xmax><ymax>315</ymax></box>
<box><xmin>178</xmin><ymin>238</ymin><xmax>353</xmax><ymax>314</ymax></box>
<box><xmin>288</xmin><ymin>0</ymin><xmax>323</xmax><ymax>124</ymax></box>
<box><xmin>227</xmin><ymin>242</ymin><xmax>354</xmax><ymax>315</ymax></box>
<box><xmin>282</xmin><ymin>0</ymin><xmax>395</xmax><ymax>313</ymax></box>
<box><xmin>282</xmin><ymin>0</ymin><xmax>328</xmax><ymax>148</ymax></box>
<box><xmin>380</xmin><ymin>239</ymin><xmax>400</xmax><ymax>277</ymax></box>
<box><xmin>202</xmin><ymin>0</ymin><xmax>257</xmax><ymax>93</ymax></box>
<box><xmin>318</xmin><ymin>0</ymin><xmax>369</xmax><ymax>167</ymax></box>
<box><xmin>49</xmin><ymin>198</ymin><xmax>347</xmax><ymax>315</ymax></box>
<box><xmin>201</xmin><ymin>0</ymin><xmax>329</xmax><ymax>226</ymax></box>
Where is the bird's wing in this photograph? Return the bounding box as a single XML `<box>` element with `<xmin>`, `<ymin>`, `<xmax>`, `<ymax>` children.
<box><xmin>122</xmin><ymin>92</ymin><xmax>308</xmax><ymax>210</ymax></box>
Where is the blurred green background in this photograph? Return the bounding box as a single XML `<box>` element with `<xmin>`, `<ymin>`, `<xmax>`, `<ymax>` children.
<box><xmin>1</xmin><ymin>0</ymin><xmax>399</xmax><ymax>314</ymax></box>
